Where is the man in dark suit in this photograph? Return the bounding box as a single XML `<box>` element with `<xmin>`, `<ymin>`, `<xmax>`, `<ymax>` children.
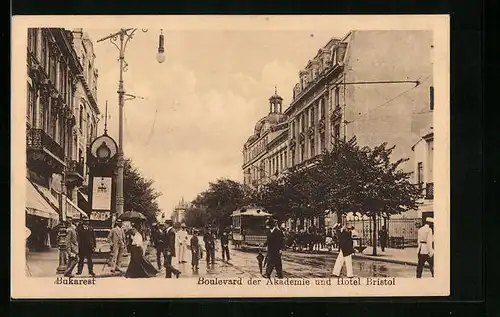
<box><xmin>203</xmin><ymin>225</ymin><xmax>216</xmax><ymax>266</ymax></box>
<box><xmin>76</xmin><ymin>216</ymin><xmax>96</xmax><ymax>277</ymax></box>
<box><xmin>262</xmin><ymin>218</ymin><xmax>284</xmax><ymax>279</ymax></box>
<box><xmin>331</xmin><ymin>223</ymin><xmax>354</xmax><ymax>278</ymax></box>
<box><xmin>163</xmin><ymin>220</ymin><xmax>181</xmax><ymax>278</ymax></box>
<box><xmin>152</xmin><ymin>223</ymin><xmax>166</xmax><ymax>270</ymax></box>
<box><xmin>220</xmin><ymin>228</ymin><xmax>231</xmax><ymax>261</ymax></box>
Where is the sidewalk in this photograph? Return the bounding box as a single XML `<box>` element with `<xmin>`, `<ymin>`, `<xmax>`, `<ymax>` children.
<box><xmin>341</xmin><ymin>247</ymin><xmax>420</xmax><ymax>266</ymax></box>
<box><xmin>285</xmin><ymin>246</ymin><xmax>422</xmax><ymax>266</ymax></box>
<box><xmin>26</xmin><ymin>248</ymin><xmax>128</xmax><ymax>278</ymax></box>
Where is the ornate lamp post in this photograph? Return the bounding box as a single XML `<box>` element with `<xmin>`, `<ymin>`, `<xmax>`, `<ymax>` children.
<box><xmin>97</xmin><ymin>28</ymin><xmax>165</xmax><ymax>218</ymax></box>
<box><xmin>56</xmin><ymin>173</ymin><xmax>68</xmax><ymax>274</ymax></box>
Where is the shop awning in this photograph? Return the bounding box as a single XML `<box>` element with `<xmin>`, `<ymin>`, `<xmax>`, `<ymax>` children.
<box><xmin>66</xmin><ymin>197</ymin><xmax>88</xmax><ymax>219</ymax></box>
<box><xmin>26</xmin><ymin>179</ymin><xmax>59</xmax><ymax>220</ymax></box>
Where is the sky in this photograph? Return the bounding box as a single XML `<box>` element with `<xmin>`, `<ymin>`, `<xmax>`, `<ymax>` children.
<box><xmin>86</xmin><ymin>28</ymin><xmax>349</xmax><ymax>217</ymax></box>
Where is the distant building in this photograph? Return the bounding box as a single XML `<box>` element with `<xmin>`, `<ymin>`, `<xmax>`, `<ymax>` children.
<box><xmin>171</xmin><ymin>197</ymin><xmax>189</xmax><ymax>224</ymax></box>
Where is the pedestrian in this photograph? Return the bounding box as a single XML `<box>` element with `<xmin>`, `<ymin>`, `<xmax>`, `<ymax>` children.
<box><xmin>63</xmin><ymin>217</ymin><xmax>79</xmax><ymax>277</ymax></box>
<box><xmin>331</xmin><ymin>223</ymin><xmax>354</xmax><ymax>278</ymax></box>
<box><xmin>107</xmin><ymin>219</ymin><xmax>127</xmax><ymax>273</ymax></box>
<box><xmin>153</xmin><ymin>223</ymin><xmax>167</xmax><ymax>270</ymax></box>
<box><xmin>262</xmin><ymin>218</ymin><xmax>284</xmax><ymax>279</ymax></box>
<box><xmin>416</xmin><ymin>217</ymin><xmax>434</xmax><ymax>278</ymax></box>
<box><xmin>220</xmin><ymin>229</ymin><xmax>230</xmax><ymax>261</ymax></box>
<box><xmin>176</xmin><ymin>223</ymin><xmax>189</xmax><ymax>264</ymax></box>
<box><xmin>125</xmin><ymin>224</ymin><xmax>159</xmax><ymax>278</ymax></box>
<box><xmin>325</xmin><ymin>228</ymin><xmax>334</xmax><ymax>251</ymax></box>
<box><xmin>350</xmin><ymin>226</ymin><xmax>359</xmax><ymax>251</ymax></box>
<box><xmin>379</xmin><ymin>225</ymin><xmax>388</xmax><ymax>252</ymax></box>
<box><xmin>190</xmin><ymin>229</ymin><xmax>200</xmax><ymax>270</ymax></box>
<box><xmin>163</xmin><ymin>220</ymin><xmax>181</xmax><ymax>278</ymax></box>
<box><xmin>76</xmin><ymin>216</ymin><xmax>96</xmax><ymax>277</ymax></box>
<box><xmin>203</xmin><ymin>225</ymin><xmax>216</xmax><ymax>266</ymax></box>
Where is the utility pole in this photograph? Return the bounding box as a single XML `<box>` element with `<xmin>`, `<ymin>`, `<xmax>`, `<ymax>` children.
<box><xmin>97</xmin><ymin>28</ymin><xmax>163</xmax><ymax>218</ymax></box>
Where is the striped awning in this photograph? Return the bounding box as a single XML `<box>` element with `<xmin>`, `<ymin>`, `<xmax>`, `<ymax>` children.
<box><xmin>26</xmin><ymin>179</ymin><xmax>59</xmax><ymax>220</ymax></box>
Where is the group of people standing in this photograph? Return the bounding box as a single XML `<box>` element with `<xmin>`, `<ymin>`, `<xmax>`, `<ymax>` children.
<box><xmin>150</xmin><ymin>222</ymin><xmax>232</xmax><ymax>273</ymax></box>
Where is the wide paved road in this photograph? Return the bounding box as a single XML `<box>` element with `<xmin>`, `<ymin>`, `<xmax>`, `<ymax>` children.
<box><xmin>148</xmin><ymin>238</ymin><xmax>420</xmax><ymax>279</ymax></box>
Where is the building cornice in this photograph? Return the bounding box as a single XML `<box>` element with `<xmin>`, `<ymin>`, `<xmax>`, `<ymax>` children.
<box><xmin>285</xmin><ymin>64</ymin><xmax>344</xmax><ymax>116</ymax></box>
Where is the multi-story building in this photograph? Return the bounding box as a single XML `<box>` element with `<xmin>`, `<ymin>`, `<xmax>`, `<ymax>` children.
<box><xmin>242</xmin><ymin>30</ymin><xmax>433</xmax><ymax>233</ymax></box>
<box><xmin>70</xmin><ymin>29</ymin><xmax>101</xmax><ymax>209</ymax></box>
<box><xmin>411</xmin><ymin>129</ymin><xmax>434</xmax><ymax>221</ymax></box>
<box><xmin>243</xmin><ymin>90</ymin><xmax>289</xmax><ymax>189</ymax></box>
<box><xmin>25</xmin><ymin>28</ymin><xmax>99</xmax><ymax>250</ymax></box>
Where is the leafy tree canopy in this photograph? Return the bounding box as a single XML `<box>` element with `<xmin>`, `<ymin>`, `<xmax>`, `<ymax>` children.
<box><xmin>123</xmin><ymin>158</ymin><xmax>162</xmax><ymax>224</ymax></box>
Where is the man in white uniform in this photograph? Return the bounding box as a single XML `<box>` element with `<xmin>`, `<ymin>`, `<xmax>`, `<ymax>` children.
<box><xmin>416</xmin><ymin>217</ymin><xmax>434</xmax><ymax>278</ymax></box>
<box><xmin>176</xmin><ymin>223</ymin><xmax>189</xmax><ymax>264</ymax></box>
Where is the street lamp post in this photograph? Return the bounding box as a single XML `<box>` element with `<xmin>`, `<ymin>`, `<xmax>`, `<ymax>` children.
<box><xmin>56</xmin><ymin>172</ymin><xmax>68</xmax><ymax>274</ymax></box>
<box><xmin>97</xmin><ymin>28</ymin><xmax>164</xmax><ymax>219</ymax></box>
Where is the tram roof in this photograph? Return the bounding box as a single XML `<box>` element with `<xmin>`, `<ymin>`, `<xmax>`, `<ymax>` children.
<box><xmin>230</xmin><ymin>207</ymin><xmax>272</xmax><ymax>217</ymax></box>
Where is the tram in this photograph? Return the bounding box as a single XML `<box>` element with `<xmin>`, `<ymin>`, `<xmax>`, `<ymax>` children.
<box><xmin>230</xmin><ymin>206</ymin><xmax>271</xmax><ymax>250</ymax></box>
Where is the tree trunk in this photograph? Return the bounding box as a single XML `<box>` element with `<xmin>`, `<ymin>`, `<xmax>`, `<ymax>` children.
<box><xmin>336</xmin><ymin>211</ymin><xmax>343</xmax><ymax>226</ymax></box>
<box><xmin>372</xmin><ymin>215</ymin><xmax>377</xmax><ymax>256</ymax></box>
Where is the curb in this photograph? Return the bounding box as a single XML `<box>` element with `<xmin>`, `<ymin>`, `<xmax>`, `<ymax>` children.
<box><xmin>330</xmin><ymin>250</ymin><xmax>420</xmax><ymax>267</ymax></box>
<box><xmin>281</xmin><ymin>249</ymin><xmax>421</xmax><ymax>267</ymax></box>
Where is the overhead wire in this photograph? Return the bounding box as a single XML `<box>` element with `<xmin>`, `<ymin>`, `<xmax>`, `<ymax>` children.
<box><xmin>342</xmin><ymin>74</ymin><xmax>433</xmax><ymax>126</ymax></box>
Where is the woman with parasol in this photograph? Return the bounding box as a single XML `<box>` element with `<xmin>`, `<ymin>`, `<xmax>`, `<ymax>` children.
<box><xmin>120</xmin><ymin>211</ymin><xmax>159</xmax><ymax>278</ymax></box>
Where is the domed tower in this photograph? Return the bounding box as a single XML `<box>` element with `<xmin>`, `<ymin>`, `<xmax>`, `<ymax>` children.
<box><xmin>269</xmin><ymin>85</ymin><xmax>283</xmax><ymax>114</ymax></box>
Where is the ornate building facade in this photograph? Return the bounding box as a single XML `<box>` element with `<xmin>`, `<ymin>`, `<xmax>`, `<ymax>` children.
<box><xmin>242</xmin><ymin>89</ymin><xmax>289</xmax><ymax>189</ymax></box>
<box><xmin>70</xmin><ymin>29</ymin><xmax>101</xmax><ymax>208</ymax></box>
<box><xmin>26</xmin><ymin>28</ymin><xmax>100</xmax><ymax>250</ymax></box>
<box><xmin>242</xmin><ymin>30</ymin><xmax>434</xmax><ymax>232</ymax></box>
<box><xmin>171</xmin><ymin>197</ymin><xmax>189</xmax><ymax>224</ymax></box>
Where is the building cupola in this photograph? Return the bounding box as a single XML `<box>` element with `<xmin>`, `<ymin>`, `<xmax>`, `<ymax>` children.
<box><xmin>269</xmin><ymin>85</ymin><xmax>283</xmax><ymax>113</ymax></box>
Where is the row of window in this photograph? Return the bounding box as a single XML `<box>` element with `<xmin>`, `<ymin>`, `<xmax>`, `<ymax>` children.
<box><xmin>28</xmin><ymin>29</ymin><xmax>75</xmax><ymax>109</ymax></box>
<box><xmin>244</xmin><ymin>137</ymin><xmax>268</xmax><ymax>164</ymax></box>
<box><xmin>294</xmin><ymin>44</ymin><xmax>346</xmax><ymax>98</ymax></box>
<box><xmin>245</xmin><ymin>148</ymin><xmax>288</xmax><ymax>186</ymax></box>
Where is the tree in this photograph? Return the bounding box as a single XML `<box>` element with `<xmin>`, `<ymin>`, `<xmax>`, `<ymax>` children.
<box><xmin>123</xmin><ymin>158</ymin><xmax>162</xmax><ymax>224</ymax></box>
<box><xmin>191</xmin><ymin>178</ymin><xmax>246</xmax><ymax>230</ymax></box>
<box><xmin>329</xmin><ymin>138</ymin><xmax>423</xmax><ymax>255</ymax></box>
<box><xmin>184</xmin><ymin>206</ymin><xmax>209</xmax><ymax>228</ymax></box>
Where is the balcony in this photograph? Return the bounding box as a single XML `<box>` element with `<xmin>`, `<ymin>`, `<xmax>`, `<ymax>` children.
<box><xmin>331</xmin><ymin>106</ymin><xmax>342</xmax><ymax>122</ymax></box>
<box><xmin>425</xmin><ymin>182</ymin><xmax>434</xmax><ymax>200</ymax></box>
<box><xmin>66</xmin><ymin>160</ymin><xmax>85</xmax><ymax>185</ymax></box>
<box><xmin>26</xmin><ymin>128</ymin><xmax>66</xmax><ymax>174</ymax></box>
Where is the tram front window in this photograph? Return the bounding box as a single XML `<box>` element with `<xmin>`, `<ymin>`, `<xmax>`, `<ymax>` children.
<box><xmin>243</xmin><ymin>216</ymin><xmax>268</xmax><ymax>235</ymax></box>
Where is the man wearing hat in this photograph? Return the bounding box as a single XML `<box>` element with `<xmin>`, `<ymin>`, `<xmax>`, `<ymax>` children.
<box><xmin>163</xmin><ymin>219</ymin><xmax>181</xmax><ymax>278</ymax></box>
<box><xmin>176</xmin><ymin>223</ymin><xmax>189</xmax><ymax>264</ymax></box>
<box><xmin>332</xmin><ymin>223</ymin><xmax>355</xmax><ymax>278</ymax></box>
<box><xmin>190</xmin><ymin>229</ymin><xmax>200</xmax><ymax>270</ymax></box>
<box><xmin>152</xmin><ymin>222</ymin><xmax>166</xmax><ymax>270</ymax></box>
<box><xmin>262</xmin><ymin>218</ymin><xmax>284</xmax><ymax>279</ymax></box>
<box><xmin>108</xmin><ymin>219</ymin><xmax>127</xmax><ymax>273</ymax></box>
<box><xmin>416</xmin><ymin>217</ymin><xmax>434</xmax><ymax>278</ymax></box>
<box><xmin>76</xmin><ymin>215</ymin><xmax>96</xmax><ymax>277</ymax></box>
<box><xmin>203</xmin><ymin>225</ymin><xmax>216</xmax><ymax>266</ymax></box>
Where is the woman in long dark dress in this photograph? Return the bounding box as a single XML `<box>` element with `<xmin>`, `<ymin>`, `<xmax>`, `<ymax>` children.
<box><xmin>125</xmin><ymin>225</ymin><xmax>159</xmax><ymax>278</ymax></box>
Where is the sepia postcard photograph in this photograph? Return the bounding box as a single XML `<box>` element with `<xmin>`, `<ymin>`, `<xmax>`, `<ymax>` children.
<box><xmin>11</xmin><ymin>15</ymin><xmax>450</xmax><ymax>298</ymax></box>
